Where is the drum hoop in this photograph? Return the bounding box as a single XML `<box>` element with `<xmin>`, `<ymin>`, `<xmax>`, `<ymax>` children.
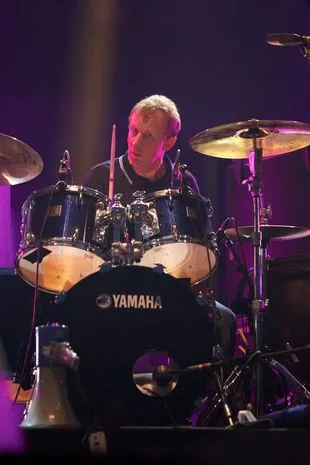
<box><xmin>143</xmin><ymin>235</ymin><xmax>215</xmax><ymax>249</ymax></box>
<box><xmin>22</xmin><ymin>184</ymin><xmax>109</xmax><ymax>206</ymax></box>
<box><xmin>143</xmin><ymin>188</ymin><xmax>200</xmax><ymax>202</ymax></box>
<box><xmin>16</xmin><ymin>239</ymin><xmax>105</xmax><ymax>258</ymax></box>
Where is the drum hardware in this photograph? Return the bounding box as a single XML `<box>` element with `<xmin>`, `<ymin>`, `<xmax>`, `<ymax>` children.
<box><xmin>133</xmin><ymin>350</ymin><xmax>242</xmax><ymax>426</ymax></box>
<box><xmin>71</xmin><ymin>227</ymin><xmax>79</xmax><ymax>242</ymax></box>
<box><xmin>170</xmin><ymin>148</ymin><xmax>180</xmax><ymax>187</ymax></box>
<box><xmin>190</xmin><ymin>343</ymin><xmax>310</xmax><ymax>427</ymax></box>
<box><xmin>188</xmin><ymin>282</ymin><xmax>236</xmax><ymax>426</ymax></box>
<box><xmin>128</xmin><ymin>191</ymin><xmax>152</xmax><ymax>260</ymax></box>
<box><xmin>58</xmin><ymin>149</ymin><xmax>73</xmax><ymax>187</ymax></box>
<box><xmin>108</xmin><ymin>123</ymin><xmax>116</xmax><ymax>201</ymax></box>
<box><xmin>216</xmin><ymin>219</ymin><xmax>255</xmax><ymax>299</ymax></box>
<box><xmin>269</xmin><ymin>359</ymin><xmax>310</xmax><ymax>402</ymax></box>
<box><xmin>179</xmin><ymin>163</ymin><xmax>190</xmax><ymax>194</ymax></box>
<box><xmin>168</xmin><ymin>188</ymin><xmax>174</xmax><ymax>212</ymax></box>
<box><xmin>110</xmin><ymin>193</ymin><xmax>127</xmax><ymax>244</ymax></box>
<box><xmin>171</xmin><ymin>223</ymin><xmax>178</xmax><ymax>240</ymax></box>
<box><xmin>109</xmin><ymin>192</ymin><xmax>148</xmax><ymax>265</ymax></box>
<box><xmin>260</xmin><ymin>204</ymin><xmax>272</xmax><ymax>225</ymax></box>
<box><xmin>190</xmin><ymin>118</ymin><xmax>310</xmax><ymax>417</ymax></box>
<box><xmin>266</xmin><ymin>32</ymin><xmax>310</xmax><ymax>65</ymax></box>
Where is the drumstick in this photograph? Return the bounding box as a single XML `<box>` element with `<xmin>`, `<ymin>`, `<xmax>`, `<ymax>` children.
<box><xmin>237</xmin><ymin>328</ymin><xmax>250</xmax><ymax>349</ymax></box>
<box><xmin>108</xmin><ymin>124</ymin><xmax>116</xmax><ymax>201</ymax></box>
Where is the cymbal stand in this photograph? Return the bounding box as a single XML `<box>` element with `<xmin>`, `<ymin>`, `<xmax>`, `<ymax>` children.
<box><xmin>245</xmin><ymin>146</ymin><xmax>306</xmax><ymax>414</ymax></box>
<box><xmin>244</xmin><ymin>128</ymin><xmax>266</xmax><ymax>417</ymax></box>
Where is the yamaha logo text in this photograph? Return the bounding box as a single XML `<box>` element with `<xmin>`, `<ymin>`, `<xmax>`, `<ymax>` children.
<box><xmin>96</xmin><ymin>293</ymin><xmax>163</xmax><ymax>310</ymax></box>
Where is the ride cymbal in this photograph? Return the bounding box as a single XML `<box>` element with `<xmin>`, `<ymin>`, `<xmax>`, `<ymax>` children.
<box><xmin>224</xmin><ymin>225</ymin><xmax>310</xmax><ymax>242</ymax></box>
<box><xmin>0</xmin><ymin>133</ymin><xmax>43</xmax><ymax>185</ymax></box>
<box><xmin>189</xmin><ymin>119</ymin><xmax>310</xmax><ymax>159</ymax></box>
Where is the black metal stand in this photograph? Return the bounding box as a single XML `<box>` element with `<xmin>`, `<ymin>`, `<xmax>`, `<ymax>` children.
<box><xmin>240</xmin><ymin>126</ymin><xmax>265</xmax><ymax>417</ymax></box>
<box><xmin>300</xmin><ymin>45</ymin><xmax>310</xmax><ymax>65</ymax></box>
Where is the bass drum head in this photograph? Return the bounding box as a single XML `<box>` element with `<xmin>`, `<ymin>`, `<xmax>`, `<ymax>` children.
<box><xmin>138</xmin><ymin>242</ymin><xmax>217</xmax><ymax>284</ymax></box>
<box><xmin>58</xmin><ymin>266</ymin><xmax>215</xmax><ymax>427</ymax></box>
<box><xmin>16</xmin><ymin>244</ymin><xmax>104</xmax><ymax>294</ymax></box>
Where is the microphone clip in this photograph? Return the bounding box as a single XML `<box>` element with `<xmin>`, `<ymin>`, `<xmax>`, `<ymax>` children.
<box><xmin>58</xmin><ymin>150</ymin><xmax>72</xmax><ymax>187</ymax></box>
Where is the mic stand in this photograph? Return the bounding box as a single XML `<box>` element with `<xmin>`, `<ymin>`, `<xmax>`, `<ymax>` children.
<box><xmin>217</xmin><ymin>230</ymin><xmax>254</xmax><ymax>298</ymax></box>
<box><xmin>300</xmin><ymin>44</ymin><xmax>310</xmax><ymax>65</ymax></box>
<box><xmin>195</xmin><ymin>286</ymin><xmax>235</xmax><ymax>425</ymax></box>
<box><xmin>179</xmin><ymin>164</ymin><xmax>190</xmax><ymax>195</ymax></box>
<box><xmin>212</xmin><ymin>361</ymin><xmax>234</xmax><ymax>426</ymax></box>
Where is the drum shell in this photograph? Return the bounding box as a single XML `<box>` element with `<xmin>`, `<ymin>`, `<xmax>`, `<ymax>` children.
<box><xmin>19</xmin><ymin>185</ymin><xmax>109</xmax><ymax>248</ymax></box>
<box><xmin>15</xmin><ymin>185</ymin><xmax>110</xmax><ymax>293</ymax></box>
<box><xmin>138</xmin><ymin>189</ymin><xmax>218</xmax><ymax>284</ymax></box>
<box><xmin>142</xmin><ymin>189</ymin><xmax>213</xmax><ymax>243</ymax></box>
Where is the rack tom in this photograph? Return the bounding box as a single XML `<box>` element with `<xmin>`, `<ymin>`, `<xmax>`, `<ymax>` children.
<box><xmin>15</xmin><ymin>184</ymin><xmax>110</xmax><ymax>293</ymax></box>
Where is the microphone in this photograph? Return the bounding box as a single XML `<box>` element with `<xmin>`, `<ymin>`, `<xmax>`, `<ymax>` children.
<box><xmin>266</xmin><ymin>33</ymin><xmax>310</xmax><ymax>47</ymax></box>
<box><xmin>58</xmin><ymin>150</ymin><xmax>72</xmax><ymax>185</ymax></box>
<box><xmin>152</xmin><ymin>365</ymin><xmax>176</xmax><ymax>387</ymax></box>
<box><xmin>216</xmin><ymin>217</ymin><xmax>231</xmax><ymax>235</ymax></box>
<box><xmin>152</xmin><ymin>360</ymin><xmax>217</xmax><ymax>385</ymax></box>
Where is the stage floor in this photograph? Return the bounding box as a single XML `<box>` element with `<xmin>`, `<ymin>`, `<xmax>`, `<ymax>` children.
<box><xmin>7</xmin><ymin>425</ymin><xmax>310</xmax><ymax>463</ymax></box>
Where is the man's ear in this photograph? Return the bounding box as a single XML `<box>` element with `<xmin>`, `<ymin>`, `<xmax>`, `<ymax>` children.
<box><xmin>163</xmin><ymin>135</ymin><xmax>177</xmax><ymax>152</ymax></box>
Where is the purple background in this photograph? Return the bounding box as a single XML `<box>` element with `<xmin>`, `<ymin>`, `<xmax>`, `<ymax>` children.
<box><xmin>1</xmin><ymin>0</ymin><xmax>310</xmax><ymax>306</ymax></box>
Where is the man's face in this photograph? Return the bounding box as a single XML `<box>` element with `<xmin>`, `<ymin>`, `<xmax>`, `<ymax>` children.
<box><xmin>128</xmin><ymin>110</ymin><xmax>171</xmax><ymax>169</ymax></box>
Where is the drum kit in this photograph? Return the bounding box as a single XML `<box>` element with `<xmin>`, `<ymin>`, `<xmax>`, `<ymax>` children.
<box><xmin>3</xmin><ymin>118</ymin><xmax>310</xmax><ymax>427</ymax></box>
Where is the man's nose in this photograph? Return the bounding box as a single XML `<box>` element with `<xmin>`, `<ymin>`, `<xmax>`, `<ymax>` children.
<box><xmin>133</xmin><ymin>133</ymin><xmax>143</xmax><ymax>148</ymax></box>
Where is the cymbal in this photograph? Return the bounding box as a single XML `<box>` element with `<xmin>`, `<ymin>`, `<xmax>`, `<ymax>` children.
<box><xmin>224</xmin><ymin>225</ymin><xmax>310</xmax><ymax>242</ymax></box>
<box><xmin>189</xmin><ymin>119</ymin><xmax>310</xmax><ymax>159</ymax></box>
<box><xmin>0</xmin><ymin>133</ymin><xmax>43</xmax><ymax>185</ymax></box>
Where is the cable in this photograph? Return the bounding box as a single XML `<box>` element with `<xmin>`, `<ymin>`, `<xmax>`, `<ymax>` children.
<box><xmin>13</xmin><ymin>180</ymin><xmax>63</xmax><ymax>404</ymax></box>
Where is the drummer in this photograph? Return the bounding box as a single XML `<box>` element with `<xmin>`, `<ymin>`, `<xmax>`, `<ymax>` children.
<box><xmin>85</xmin><ymin>94</ymin><xmax>237</xmax><ymax>358</ymax></box>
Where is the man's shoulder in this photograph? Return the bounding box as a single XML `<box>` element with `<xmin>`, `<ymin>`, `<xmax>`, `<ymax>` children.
<box><xmin>88</xmin><ymin>157</ymin><xmax>122</xmax><ymax>173</ymax></box>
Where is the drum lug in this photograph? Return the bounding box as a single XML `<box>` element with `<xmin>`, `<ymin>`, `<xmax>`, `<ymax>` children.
<box><xmin>25</xmin><ymin>232</ymin><xmax>35</xmax><ymax>247</ymax></box>
<box><xmin>71</xmin><ymin>227</ymin><xmax>79</xmax><ymax>242</ymax></box>
<box><xmin>172</xmin><ymin>223</ymin><xmax>178</xmax><ymax>240</ymax></box>
<box><xmin>149</xmin><ymin>206</ymin><xmax>159</xmax><ymax>235</ymax></box>
<box><xmin>131</xmin><ymin>240</ymin><xmax>143</xmax><ymax>263</ymax></box>
<box><xmin>111</xmin><ymin>242</ymin><xmax>122</xmax><ymax>265</ymax></box>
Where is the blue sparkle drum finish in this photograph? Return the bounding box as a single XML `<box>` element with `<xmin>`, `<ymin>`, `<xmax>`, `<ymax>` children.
<box><xmin>15</xmin><ymin>184</ymin><xmax>110</xmax><ymax>294</ymax></box>
<box><xmin>137</xmin><ymin>189</ymin><xmax>218</xmax><ymax>285</ymax></box>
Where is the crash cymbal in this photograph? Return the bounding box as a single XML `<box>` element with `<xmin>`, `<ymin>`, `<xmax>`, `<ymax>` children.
<box><xmin>224</xmin><ymin>225</ymin><xmax>310</xmax><ymax>242</ymax></box>
<box><xmin>189</xmin><ymin>119</ymin><xmax>310</xmax><ymax>159</ymax></box>
<box><xmin>0</xmin><ymin>133</ymin><xmax>43</xmax><ymax>185</ymax></box>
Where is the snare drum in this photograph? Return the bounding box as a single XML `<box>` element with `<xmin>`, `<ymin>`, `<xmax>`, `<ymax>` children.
<box><xmin>137</xmin><ymin>189</ymin><xmax>217</xmax><ymax>284</ymax></box>
<box><xmin>15</xmin><ymin>184</ymin><xmax>110</xmax><ymax>293</ymax></box>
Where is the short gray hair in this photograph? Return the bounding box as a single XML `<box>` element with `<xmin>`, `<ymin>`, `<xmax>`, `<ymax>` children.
<box><xmin>129</xmin><ymin>94</ymin><xmax>181</xmax><ymax>137</ymax></box>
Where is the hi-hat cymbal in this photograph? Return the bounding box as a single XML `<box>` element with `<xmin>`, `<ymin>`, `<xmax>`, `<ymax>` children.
<box><xmin>224</xmin><ymin>225</ymin><xmax>310</xmax><ymax>242</ymax></box>
<box><xmin>189</xmin><ymin>119</ymin><xmax>310</xmax><ymax>159</ymax></box>
<box><xmin>0</xmin><ymin>133</ymin><xmax>43</xmax><ymax>185</ymax></box>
